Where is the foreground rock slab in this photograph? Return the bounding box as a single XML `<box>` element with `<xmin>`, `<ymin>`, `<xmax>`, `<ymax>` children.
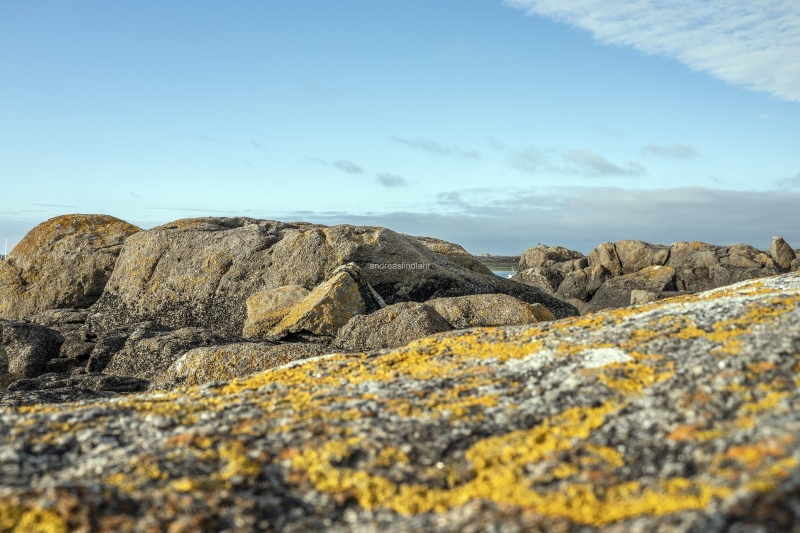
<box><xmin>2</xmin><ymin>274</ymin><xmax>800</xmax><ymax>532</ymax></box>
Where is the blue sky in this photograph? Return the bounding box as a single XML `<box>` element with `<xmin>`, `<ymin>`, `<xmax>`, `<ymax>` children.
<box><xmin>1</xmin><ymin>0</ymin><xmax>799</xmax><ymax>254</ymax></box>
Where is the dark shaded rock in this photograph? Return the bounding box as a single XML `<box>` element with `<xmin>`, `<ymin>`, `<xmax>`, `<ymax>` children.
<box><xmin>6</xmin><ymin>372</ymin><xmax>149</xmax><ymax>393</ymax></box>
<box><xmin>770</xmin><ymin>236</ymin><xmax>796</xmax><ymax>271</ymax></box>
<box><xmin>333</xmin><ymin>302</ymin><xmax>452</xmax><ymax>352</ymax></box>
<box><xmin>793</xmin><ymin>257</ymin><xmax>800</xmax><ymax>272</ymax></box>
<box><xmin>614</xmin><ymin>239</ymin><xmax>670</xmax><ymax>274</ymax></box>
<box><xmin>101</xmin><ymin>322</ymin><xmax>228</xmax><ymax>381</ymax></box>
<box><xmin>511</xmin><ymin>267</ymin><xmax>563</xmax><ymax>294</ymax></box>
<box><xmin>85</xmin><ymin>218</ymin><xmax>578</xmax><ymax>338</ymax></box>
<box><xmin>85</xmin><ymin>323</ymin><xmax>138</xmax><ymax>373</ymax></box>
<box><xmin>554</xmin><ymin>265</ymin><xmax>612</xmax><ymax>302</ymax></box>
<box><xmin>0</xmin><ymin>214</ymin><xmax>140</xmax><ymax>320</ymax></box>
<box><xmin>30</xmin><ymin>308</ymin><xmax>95</xmax><ymax>360</ymax></box>
<box><xmin>518</xmin><ymin>244</ymin><xmax>584</xmax><ymax>270</ymax></box>
<box><xmin>157</xmin><ymin>341</ymin><xmax>332</xmax><ymax>389</ymax></box>
<box><xmin>0</xmin><ymin>387</ymin><xmax>117</xmax><ymax>408</ymax></box>
<box><xmin>667</xmin><ymin>241</ymin><xmax>780</xmax><ymax>292</ymax></box>
<box><xmin>551</xmin><ymin>257</ymin><xmax>590</xmax><ymax>277</ymax></box>
<box><xmin>0</xmin><ymin>321</ymin><xmax>64</xmax><ymax>384</ymax></box>
<box><xmin>427</xmin><ymin>293</ymin><xmax>555</xmax><ymax>329</ymax></box>
<box><xmin>45</xmin><ymin>358</ymin><xmax>85</xmax><ymax>374</ymax></box>
<box><xmin>587</xmin><ymin>265</ymin><xmax>677</xmax><ymax>312</ymax></box>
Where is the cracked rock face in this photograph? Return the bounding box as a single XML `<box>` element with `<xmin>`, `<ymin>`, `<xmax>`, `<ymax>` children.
<box><xmin>0</xmin><ymin>214</ymin><xmax>140</xmax><ymax>320</ymax></box>
<box><xmin>85</xmin><ymin>217</ymin><xmax>578</xmax><ymax>338</ymax></box>
<box><xmin>5</xmin><ymin>273</ymin><xmax>800</xmax><ymax>531</ymax></box>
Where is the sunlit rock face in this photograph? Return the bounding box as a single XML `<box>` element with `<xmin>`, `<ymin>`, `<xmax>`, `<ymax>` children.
<box><xmin>2</xmin><ymin>273</ymin><xmax>800</xmax><ymax>532</ymax></box>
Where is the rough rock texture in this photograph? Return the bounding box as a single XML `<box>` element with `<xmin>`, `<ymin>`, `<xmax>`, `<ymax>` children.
<box><xmin>30</xmin><ymin>308</ymin><xmax>95</xmax><ymax>360</ymax></box>
<box><xmin>0</xmin><ymin>214</ymin><xmax>140</xmax><ymax>320</ymax></box>
<box><xmin>613</xmin><ymin>240</ymin><xmax>670</xmax><ymax>274</ymax></box>
<box><xmin>771</xmin><ymin>236</ymin><xmax>796</xmax><ymax>271</ymax></box>
<box><xmin>242</xmin><ymin>285</ymin><xmax>310</xmax><ymax>339</ymax></box>
<box><xmin>587</xmin><ymin>266</ymin><xmax>677</xmax><ymax>313</ymax></box>
<box><xmin>85</xmin><ymin>324</ymin><xmax>138</xmax><ymax>373</ymax></box>
<box><xmin>794</xmin><ymin>257</ymin><xmax>800</xmax><ymax>272</ymax></box>
<box><xmin>266</xmin><ymin>264</ymin><xmax>386</xmax><ymax>343</ymax></box>
<box><xmin>414</xmin><ymin>237</ymin><xmax>494</xmax><ymax>276</ymax></box>
<box><xmin>427</xmin><ymin>293</ymin><xmax>555</xmax><ymax>328</ymax></box>
<box><xmin>0</xmin><ymin>387</ymin><xmax>117</xmax><ymax>408</ymax></box>
<box><xmin>666</xmin><ymin>241</ymin><xmax>779</xmax><ymax>292</ymax></box>
<box><xmin>511</xmin><ymin>267</ymin><xmax>563</xmax><ymax>294</ymax></box>
<box><xmin>629</xmin><ymin>289</ymin><xmax>694</xmax><ymax>305</ymax></box>
<box><xmin>2</xmin><ymin>274</ymin><xmax>800</xmax><ymax>531</ymax></box>
<box><xmin>588</xmin><ymin>242</ymin><xmax>623</xmax><ymax>277</ymax></box>
<box><xmin>554</xmin><ymin>266</ymin><xmax>612</xmax><ymax>302</ymax></box>
<box><xmin>156</xmin><ymin>342</ymin><xmax>332</xmax><ymax>389</ymax></box>
<box><xmin>333</xmin><ymin>302</ymin><xmax>452</xmax><ymax>352</ymax></box>
<box><xmin>100</xmin><ymin>322</ymin><xmax>229</xmax><ymax>381</ymax></box>
<box><xmin>6</xmin><ymin>372</ymin><xmax>149</xmax><ymax>394</ymax></box>
<box><xmin>0</xmin><ymin>321</ymin><xmax>63</xmax><ymax>384</ymax></box>
<box><xmin>551</xmin><ymin>257</ymin><xmax>590</xmax><ymax>277</ymax></box>
<box><xmin>519</xmin><ymin>244</ymin><xmax>585</xmax><ymax>270</ymax></box>
<box><xmin>86</xmin><ymin>218</ymin><xmax>578</xmax><ymax>337</ymax></box>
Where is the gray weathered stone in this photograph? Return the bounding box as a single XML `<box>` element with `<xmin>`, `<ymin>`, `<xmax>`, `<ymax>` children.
<box><xmin>588</xmin><ymin>241</ymin><xmax>623</xmax><ymax>276</ymax></box>
<box><xmin>333</xmin><ymin>302</ymin><xmax>452</xmax><ymax>352</ymax></box>
<box><xmin>587</xmin><ymin>265</ymin><xmax>677</xmax><ymax>312</ymax></box>
<box><xmin>101</xmin><ymin>322</ymin><xmax>228</xmax><ymax>381</ymax></box>
<box><xmin>613</xmin><ymin>239</ymin><xmax>670</xmax><ymax>274</ymax></box>
<box><xmin>519</xmin><ymin>244</ymin><xmax>585</xmax><ymax>270</ymax></box>
<box><xmin>511</xmin><ymin>267</ymin><xmax>562</xmax><ymax>294</ymax></box>
<box><xmin>0</xmin><ymin>214</ymin><xmax>140</xmax><ymax>320</ymax></box>
<box><xmin>629</xmin><ymin>289</ymin><xmax>694</xmax><ymax>305</ymax></box>
<box><xmin>554</xmin><ymin>265</ymin><xmax>612</xmax><ymax>302</ymax></box>
<box><xmin>0</xmin><ymin>321</ymin><xmax>63</xmax><ymax>384</ymax></box>
<box><xmin>242</xmin><ymin>285</ymin><xmax>310</xmax><ymax>339</ymax></box>
<box><xmin>427</xmin><ymin>293</ymin><xmax>555</xmax><ymax>328</ymax></box>
<box><xmin>667</xmin><ymin>241</ymin><xmax>780</xmax><ymax>292</ymax></box>
<box><xmin>770</xmin><ymin>236</ymin><xmax>796</xmax><ymax>271</ymax></box>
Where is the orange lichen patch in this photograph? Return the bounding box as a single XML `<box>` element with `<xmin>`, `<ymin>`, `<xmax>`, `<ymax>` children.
<box><xmin>739</xmin><ymin>391</ymin><xmax>790</xmax><ymax>416</ymax></box>
<box><xmin>726</xmin><ymin>436</ymin><xmax>794</xmax><ymax>470</ymax></box>
<box><xmin>0</xmin><ymin>503</ymin><xmax>69</xmax><ymax>533</ymax></box>
<box><xmin>593</xmin><ymin>362</ymin><xmax>674</xmax><ymax>394</ymax></box>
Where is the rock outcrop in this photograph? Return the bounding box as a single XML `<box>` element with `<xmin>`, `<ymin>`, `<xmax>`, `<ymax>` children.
<box><xmin>0</xmin><ymin>321</ymin><xmax>63</xmax><ymax>384</ymax></box>
<box><xmin>30</xmin><ymin>308</ymin><xmax>95</xmax><ymax>360</ymax></box>
<box><xmin>157</xmin><ymin>341</ymin><xmax>332</xmax><ymax>389</ymax></box>
<box><xmin>771</xmin><ymin>236</ymin><xmax>797</xmax><ymax>271</ymax></box>
<box><xmin>333</xmin><ymin>302</ymin><xmax>452</xmax><ymax>352</ymax></box>
<box><xmin>518</xmin><ymin>244</ymin><xmax>585</xmax><ymax>270</ymax></box>
<box><xmin>264</xmin><ymin>264</ymin><xmax>385</xmax><ymax>343</ymax></box>
<box><xmin>587</xmin><ymin>265</ymin><xmax>678</xmax><ymax>312</ymax></box>
<box><xmin>0</xmin><ymin>214</ymin><xmax>139</xmax><ymax>320</ymax></box>
<box><xmin>2</xmin><ymin>273</ymin><xmax>800</xmax><ymax>531</ymax></box>
<box><xmin>427</xmin><ymin>293</ymin><xmax>555</xmax><ymax>328</ymax></box>
<box><xmin>242</xmin><ymin>285</ymin><xmax>310</xmax><ymax>339</ymax></box>
<box><xmin>85</xmin><ymin>218</ymin><xmax>578</xmax><ymax>338</ymax></box>
<box><xmin>90</xmin><ymin>321</ymin><xmax>228</xmax><ymax>380</ymax></box>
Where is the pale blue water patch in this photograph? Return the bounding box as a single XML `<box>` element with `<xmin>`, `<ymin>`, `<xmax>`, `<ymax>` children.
<box><xmin>492</xmin><ymin>270</ymin><xmax>516</xmax><ymax>278</ymax></box>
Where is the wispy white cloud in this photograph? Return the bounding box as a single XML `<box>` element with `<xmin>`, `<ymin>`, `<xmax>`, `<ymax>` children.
<box><xmin>376</xmin><ymin>172</ymin><xmax>408</xmax><ymax>187</ymax></box>
<box><xmin>332</xmin><ymin>160</ymin><xmax>365</xmax><ymax>174</ymax></box>
<box><xmin>389</xmin><ymin>136</ymin><xmax>481</xmax><ymax>159</ymax></box>
<box><xmin>504</xmin><ymin>0</ymin><xmax>800</xmax><ymax>102</ymax></box>
<box><xmin>563</xmin><ymin>149</ymin><xmax>646</xmax><ymax>177</ymax></box>
<box><xmin>641</xmin><ymin>143</ymin><xmax>698</xmax><ymax>158</ymax></box>
<box><xmin>507</xmin><ymin>146</ymin><xmax>554</xmax><ymax>174</ymax></box>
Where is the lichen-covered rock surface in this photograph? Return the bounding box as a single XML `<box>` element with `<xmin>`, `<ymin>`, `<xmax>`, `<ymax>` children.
<box><xmin>427</xmin><ymin>293</ymin><xmax>555</xmax><ymax>328</ymax></box>
<box><xmin>2</xmin><ymin>274</ymin><xmax>800</xmax><ymax>532</ymax></box>
<box><xmin>0</xmin><ymin>214</ymin><xmax>140</xmax><ymax>320</ymax></box>
<box><xmin>85</xmin><ymin>217</ymin><xmax>578</xmax><ymax>338</ymax></box>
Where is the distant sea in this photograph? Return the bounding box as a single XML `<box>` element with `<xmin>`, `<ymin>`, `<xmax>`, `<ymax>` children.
<box><xmin>491</xmin><ymin>270</ymin><xmax>515</xmax><ymax>278</ymax></box>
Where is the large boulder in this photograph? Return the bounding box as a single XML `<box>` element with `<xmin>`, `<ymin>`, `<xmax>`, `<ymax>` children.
<box><xmin>0</xmin><ymin>214</ymin><xmax>140</xmax><ymax>320</ymax></box>
<box><xmin>333</xmin><ymin>302</ymin><xmax>452</xmax><ymax>352</ymax></box>
<box><xmin>242</xmin><ymin>285</ymin><xmax>310</xmax><ymax>339</ymax></box>
<box><xmin>86</xmin><ymin>218</ymin><xmax>579</xmax><ymax>337</ymax></box>
<box><xmin>587</xmin><ymin>265</ymin><xmax>677</xmax><ymax>312</ymax></box>
<box><xmin>511</xmin><ymin>267</ymin><xmax>562</xmax><ymax>294</ymax></box>
<box><xmin>0</xmin><ymin>321</ymin><xmax>63</xmax><ymax>385</ymax></box>
<box><xmin>156</xmin><ymin>342</ymin><xmax>332</xmax><ymax>389</ymax></box>
<box><xmin>4</xmin><ymin>274</ymin><xmax>800</xmax><ymax>531</ymax></box>
<box><xmin>413</xmin><ymin>236</ymin><xmax>494</xmax><ymax>275</ymax></box>
<box><xmin>667</xmin><ymin>241</ymin><xmax>779</xmax><ymax>292</ymax></box>
<box><xmin>554</xmin><ymin>265</ymin><xmax>612</xmax><ymax>301</ymax></box>
<box><xmin>265</xmin><ymin>263</ymin><xmax>385</xmax><ymax>343</ymax></box>
<box><xmin>588</xmin><ymin>241</ymin><xmax>623</xmax><ymax>276</ymax></box>
<box><xmin>613</xmin><ymin>239</ymin><xmax>670</xmax><ymax>274</ymax></box>
<box><xmin>427</xmin><ymin>293</ymin><xmax>555</xmax><ymax>328</ymax></box>
<box><xmin>91</xmin><ymin>322</ymin><xmax>228</xmax><ymax>380</ymax></box>
<box><xmin>770</xmin><ymin>236</ymin><xmax>796</xmax><ymax>271</ymax></box>
<box><xmin>518</xmin><ymin>244</ymin><xmax>584</xmax><ymax>270</ymax></box>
